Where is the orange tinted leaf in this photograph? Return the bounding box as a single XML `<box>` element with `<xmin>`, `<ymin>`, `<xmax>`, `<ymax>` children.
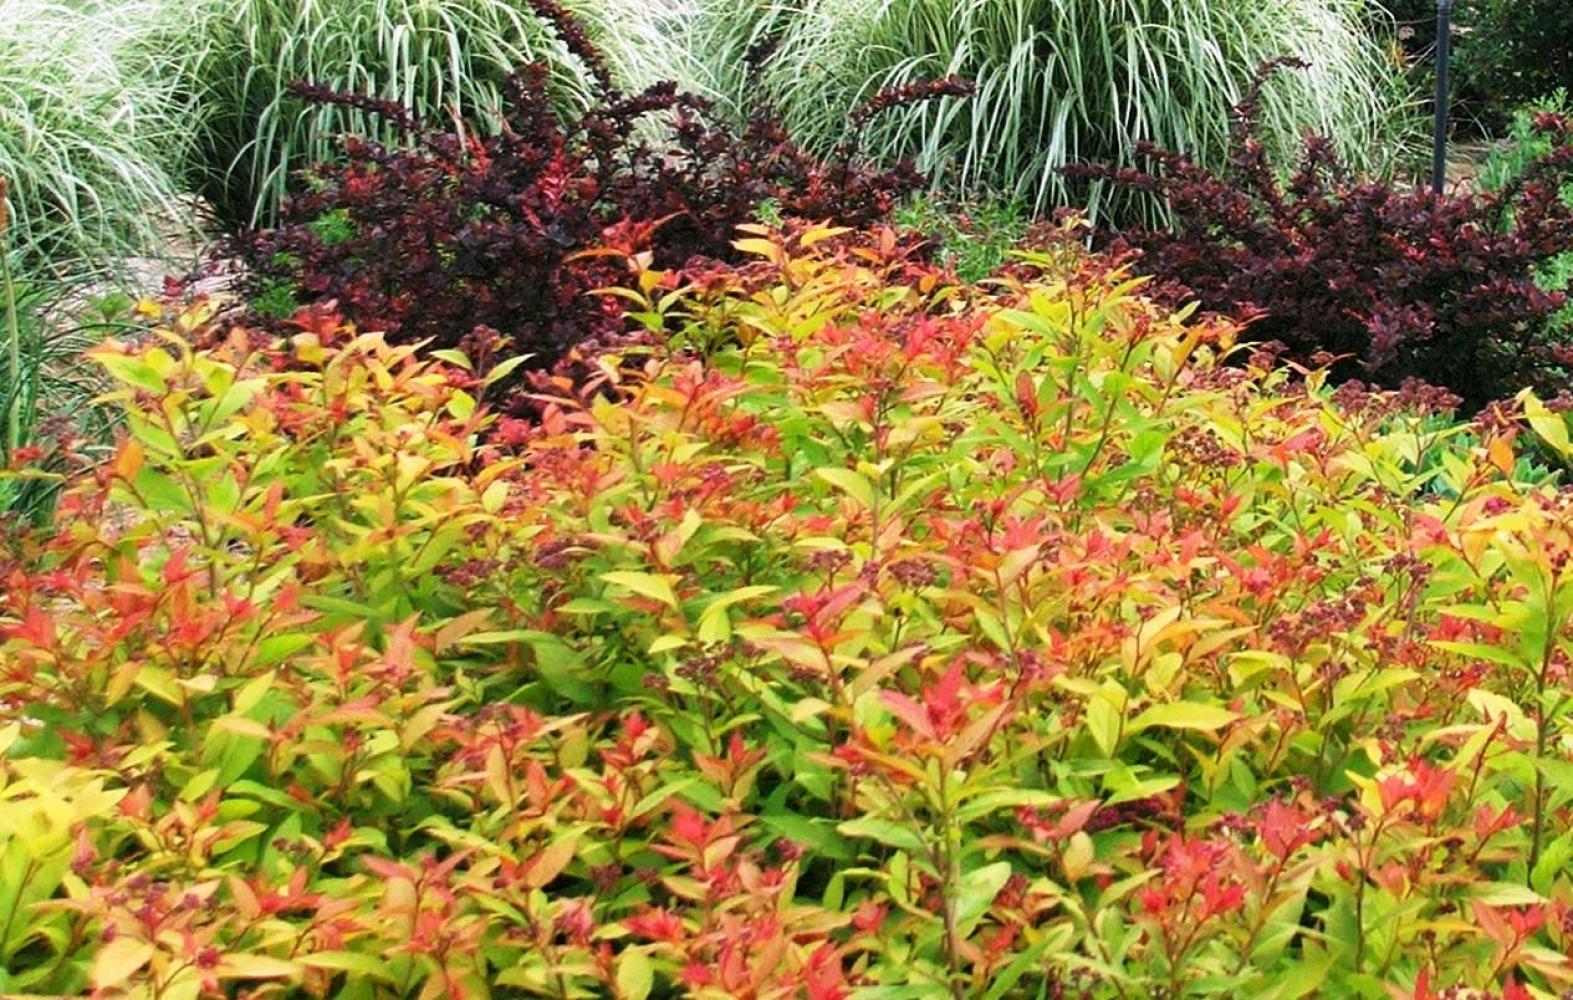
<box><xmin>523</xmin><ymin>833</ymin><xmax>580</xmax><ymax>889</ymax></box>
<box><xmin>92</xmin><ymin>939</ymin><xmax>153</xmax><ymax>988</ymax></box>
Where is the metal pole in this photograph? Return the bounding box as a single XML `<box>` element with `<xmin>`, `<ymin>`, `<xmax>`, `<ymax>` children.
<box><xmin>1432</xmin><ymin>0</ymin><xmax>1455</xmax><ymax>194</ymax></box>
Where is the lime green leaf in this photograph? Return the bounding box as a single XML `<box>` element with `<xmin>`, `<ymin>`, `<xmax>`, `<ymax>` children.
<box><xmin>601</xmin><ymin>571</ymin><xmax>680</xmax><ymax>609</ymax></box>
<box><xmin>1129</xmin><ymin>702</ymin><xmax>1238</xmax><ymax>733</ymax></box>
<box><xmin>1472</xmin><ymin>882</ymin><xmax>1547</xmax><ymax>906</ymax></box>
<box><xmin>956</xmin><ymin>789</ymin><xmax>1060</xmax><ymax>825</ymax></box>
<box><xmin>697</xmin><ymin>585</ymin><xmax>778</xmax><ymax>644</ymax></box>
<box><xmin>134</xmin><ymin>664</ymin><xmax>183</xmax><ymax>706</ymax></box>
<box><xmin>1524</xmin><ymin>393</ymin><xmax>1572</xmax><ymax>458</ymax></box>
<box><xmin>837</xmin><ymin>817</ymin><xmax>928</xmax><ymax>853</ymax></box>
<box><xmin>616</xmin><ymin>950</ymin><xmax>653</xmax><ymax>1000</ymax></box>
<box><xmin>648</xmin><ymin>634</ymin><xmax>689</xmax><ymax>654</ymax></box>
<box><xmin>954</xmin><ymin>861</ymin><xmax>1013</xmax><ymax>937</ymax></box>
<box><xmin>97</xmin><ymin>354</ymin><xmax>167</xmax><ymax>394</ymax></box>
<box><xmin>815</xmin><ymin>467</ymin><xmax>876</xmax><ymax>508</ymax></box>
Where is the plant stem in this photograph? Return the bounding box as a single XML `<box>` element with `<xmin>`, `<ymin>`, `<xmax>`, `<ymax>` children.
<box><xmin>1529</xmin><ymin>577</ymin><xmax>1561</xmax><ymax>882</ymax></box>
<box><xmin>940</xmin><ymin>816</ymin><xmax>965</xmax><ymax>998</ymax></box>
<box><xmin>1</xmin><ymin>233</ymin><xmax>21</xmax><ymax>463</ymax></box>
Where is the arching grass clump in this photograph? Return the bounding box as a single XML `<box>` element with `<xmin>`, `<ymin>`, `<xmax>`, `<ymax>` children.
<box><xmin>184</xmin><ymin>0</ymin><xmax>685</xmax><ymax>226</ymax></box>
<box><xmin>0</xmin><ymin>0</ymin><xmax>194</xmax><ymax>275</ymax></box>
<box><xmin>677</xmin><ymin>0</ymin><xmax>1415</xmax><ymax>220</ymax></box>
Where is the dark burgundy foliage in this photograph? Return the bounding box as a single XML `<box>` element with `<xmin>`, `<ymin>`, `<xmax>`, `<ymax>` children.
<box><xmin>519</xmin><ymin>0</ymin><xmax>612</xmax><ymax>90</ymax></box>
<box><xmin>849</xmin><ymin>76</ymin><xmax>974</xmax><ymax>129</ymax></box>
<box><xmin>239</xmin><ymin>10</ymin><xmax>969</xmax><ymax>396</ymax></box>
<box><xmin>1072</xmin><ymin>61</ymin><xmax>1573</xmax><ymax>411</ymax></box>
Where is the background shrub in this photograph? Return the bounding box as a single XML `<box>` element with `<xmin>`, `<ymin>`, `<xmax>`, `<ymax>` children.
<box><xmin>1452</xmin><ymin>0</ymin><xmax>1573</xmax><ymax>125</ymax></box>
<box><xmin>1477</xmin><ymin>91</ymin><xmax>1573</xmax><ymax>340</ymax></box>
<box><xmin>1076</xmin><ymin>65</ymin><xmax>1573</xmax><ymax>411</ymax></box>
<box><xmin>1373</xmin><ymin>0</ymin><xmax>1573</xmax><ymax>133</ymax></box>
<box><xmin>240</xmin><ymin>63</ymin><xmax>958</xmax><ymax>385</ymax></box>
<box><xmin>1372</xmin><ymin>0</ymin><xmax>1442</xmax><ymax>63</ymax></box>
<box><xmin>892</xmin><ymin>194</ymin><xmax>1032</xmax><ymax>282</ymax></box>
<box><xmin>672</xmin><ymin>0</ymin><xmax>1412</xmax><ymax>220</ymax></box>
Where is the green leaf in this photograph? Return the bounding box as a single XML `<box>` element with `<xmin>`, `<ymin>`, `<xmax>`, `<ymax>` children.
<box><xmin>556</xmin><ymin>598</ymin><xmax>616</xmax><ymax>615</ymax></box>
<box><xmin>761</xmin><ymin>813</ymin><xmax>853</xmax><ymax>860</ymax></box>
<box><xmin>226</xmin><ymin>779</ymin><xmax>299</xmax><ymax>809</ymax></box>
<box><xmin>1129</xmin><ymin>701</ymin><xmax>1238</xmax><ymax>733</ymax></box>
<box><xmin>837</xmin><ymin>817</ymin><xmax>928</xmax><ymax>853</ymax></box>
<box><xmin>181</xmin><ymin>767</ymin><xmax>220</xmax><ymax>801</ymax></box>
<box><xmin>232</xmin><ymin>670</ymin><xmax>275</xmax><ymax>714</ymax></box>
<box><xmin>130</xmin><ymin>468</ymin><xmax>190</xmax><ymax>513</ymax></box>
<box><xmin>615</xmin><ymin>950</ymin><xmax>653</xmax><ymax>1000</ymax></box>
<box><xmin>974</xmin><ymin>605</ymin><xmax>1012</xmax><ymax>652</ymax></box>
<box><xmin>428</xmin><ymin>349</ymin><xmax>473</xmax><ymax>371</ymax></box>
<box><xmin>484</xmin><ymin>354</ymin><xmax>532</xmax><ymax>388</ymax></box>
<box><xmin>1331</xmin><ymin>668</ymin><xmax>1420</xmax><ymax>707</ymax></box>
<box><xmin>982</xmin><ymin>934</ymin><xmax>1056</xmax><ymax>1000</ymax></box>
<box><xmin>1085</xmin><ymin>680</ymin><xmax>1126</xmax><ymax>757</ymax></box>
<box><xmin>1264</xmin><ymin>950</ymin><xmax>1335</xmax><ymax>999</ymax></box>
<box><xmin>1532</xmin><ymin>833</ymin><xmax>1573</xmax><ymax>894</ymax></box>
<box><xmin>300</xmin><ymin>594</ymin><xmax>382</xmax><ymax>623</ymax></box>
<box><xmin>953</xmin><ymin>861</ymin><xmax>1013</xmax><ymax>938</ymax></box>
<box><xmin>956</xmin><ymin>789</ymin><xmax>1060</xmax><ymax>825</ymax></box>
<box><xmin>206</xmin><ymin>378</ymin><xmax>265</xmax><ymax>425</ymax></box>
<box><xmin>815</xmin><ymin>467</ymin><xmax>876</xmax><ymax>508</ymax></box>
<box><xmin>1103</xmin><ymin>766</ymin><xmax>1180</xmax><ymax>805</ymax></box>
<box><xmin>631</xmin><ymin>778</ymin><xmax>695</xmax><ymax>821</ymax></box>
<box><xmin>97</xmin><ymin>353</ymin><xmax>167</xmax><ymax>394</ymax></box>
<box><xmin>601</xmin><ymin>571</ymin><xmax>680</xmax><ymax>609</ymax></box>
<box><xmin>1429</xmin><ymin>641</ymin><xmax>1528</xmax><ymax>670</ymax></box>
<box><xmin>524</xmin><ymin>634</ymin><xmax>594</xmax><ymax>706</ymax></box>
<box><xmin>1524</xmin><ymin>392</ymin><xmax>1572</xmax><ymax>458</ymax></box>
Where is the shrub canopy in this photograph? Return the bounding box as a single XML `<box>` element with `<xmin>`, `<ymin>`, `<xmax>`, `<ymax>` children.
<box><xmin>4</xmin><ymin>231</ymin><xmax>1573</xmax><ymax>998</ymax></box>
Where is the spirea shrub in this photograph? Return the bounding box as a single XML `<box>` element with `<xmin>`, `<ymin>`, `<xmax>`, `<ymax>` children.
<box><xmin>9</xmin><ymin>229</ymin><xmax>1573</xmax><ymax>997</ymax></box>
